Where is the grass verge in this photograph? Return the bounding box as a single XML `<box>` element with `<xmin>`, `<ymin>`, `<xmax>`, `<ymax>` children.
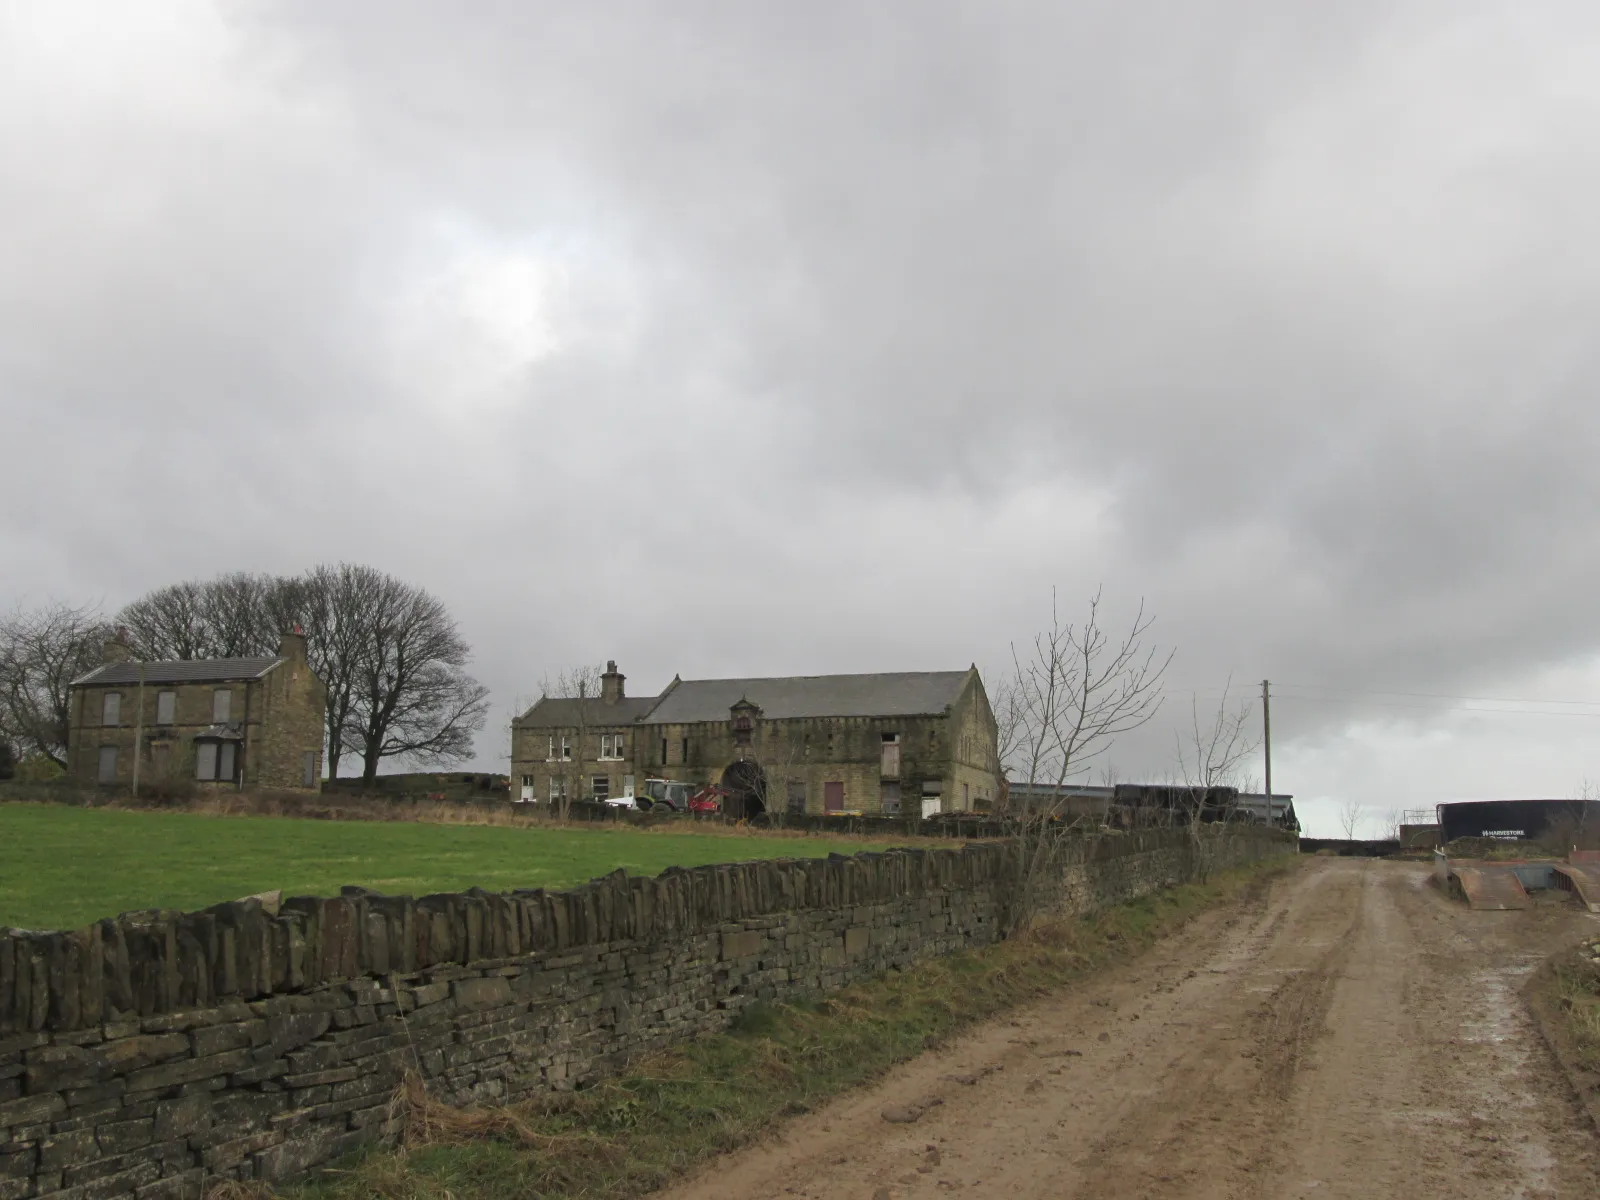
<box><xmin>284</xmin><ymin>856</ymin><xmax>1294</xmax><ymax>1200</ymax></box>
<box><xmin>1525</xmin><ymin>933</ymin><xmax>1600</xmax><ymax>1135</ymax></box>
<box><xmin>0</xmin><ymin>802</ymin><xmax>923</xmax><ymax>931</ymax></box>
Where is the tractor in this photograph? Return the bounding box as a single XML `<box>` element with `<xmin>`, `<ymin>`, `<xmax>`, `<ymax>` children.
<box><xmin>634</xmin><ymin>778</ymin><xmax>724</xmax><ymax>814</ymax></box>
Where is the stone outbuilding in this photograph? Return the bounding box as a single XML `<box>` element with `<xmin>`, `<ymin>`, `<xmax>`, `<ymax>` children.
<box><xmin>67</xmin><ymin>631</ymin><xmax>326</xmax><ymax>792</ymax></box>
<box><xmin>511</xmin><ymin>661</ymin><xmax>999</xmax><ymax>817</ymax></box>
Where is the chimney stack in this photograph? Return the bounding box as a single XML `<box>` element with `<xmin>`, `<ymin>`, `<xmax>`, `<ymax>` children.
<box><xmin>602</xmin><ymin>660</ymin><xmax>624</xmax><ymax>705</ymax></box>
<box><xmin>278</xmin><ymin>625</ymin><xmax>308</xmax><ymax>663</ymax></box>
<box><xmin>102</xmin><ymin>629</ymin><xmax>132</xmax><ymax>665</ymax></box>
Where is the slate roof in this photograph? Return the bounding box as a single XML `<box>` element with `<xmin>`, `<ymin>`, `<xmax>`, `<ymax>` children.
<box><xmin>514</xmin><ymin>696</ymin><xmax>658</xmax><ymax>728</ymax></box>
<box><xmin>640</xmin><ymin>671</ymin><xmax>971</xmax><ymax>725</ymax></box>
<box><xmin>72</xmin><ymin>658</ymin><xmax>285</xmax><ymax>687</ymax></box>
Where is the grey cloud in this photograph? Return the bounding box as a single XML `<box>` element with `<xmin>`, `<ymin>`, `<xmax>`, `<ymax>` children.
<box><xmin>6</xmin><ymin>1</ymin><xmax>1600</xmax><ymax>831</ymax></box>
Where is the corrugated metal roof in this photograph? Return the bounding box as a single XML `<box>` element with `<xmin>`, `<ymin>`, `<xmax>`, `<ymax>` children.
<box><xmin>640</xmin><ymin>671</ymin><xmax>971</xmax><ymax>724</ymax></box>
<box><xmin>515</xmin><ymin>696</ymin><xmax>657</xmax><ymax>728</ymax></box>
<box><xmin>72</xmin><ymin>658</ymin><xmax>284</xmax><ymax>687</ymax></box>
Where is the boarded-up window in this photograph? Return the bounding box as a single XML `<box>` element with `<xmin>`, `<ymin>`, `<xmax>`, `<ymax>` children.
<box><xmin>156</xmin><ymin>691</ymin><xmax>176</xmax><ymax>725</ymax></box>
<box><xmin>304</xmin><ymin>752</ymin><xmax>319</xmax><ymax>788</ymax></box>
<box><xmin>787</xmin><ymin>781</ymin><xmax>806</xmax><ymax>815</ymax></box>
<box><xmin>196</xmin><ymin>742</ymin><xmax>218</xmax><ymax>781</ymax></box>
<box><xmin>97</xmin><ymin>745</ymin><xmax>117</xmax><ymax>783</ymax></box>
<box><xmin>592</xmin><ymin>775</ymin><xmax>609</xmax><ymax>799</ymax></box>
<box><xmin>881</xmin><ymin>733</ymin><xmax>901</xmax><ymax>778</ymax></box>
<box><xmin>212</xmin><ymin>690</ymin><xmax>232</xmax><ymax>722</ymax></box>
<box><xmin>824</xmin><ymin>781</ymin><xmax>844</xmax><ymax>812</ymax></box>
<box><xmin>218</xmin><ymin>742</ymin><xmax>236</xmax><ymax>782</ymax></box>
<box><xmin>102</xmin><ymin>692</ymin><xmax>121</xmax><ymax>726</ymax></box>
<box><xmin>881</xmin><ymin>782</ymin><xmax>901</xmax><ymax>814</ymax></box>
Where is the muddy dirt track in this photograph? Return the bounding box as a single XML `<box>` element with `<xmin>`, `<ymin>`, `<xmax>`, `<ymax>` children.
<box><xmin>659</xmin><ymin>858</ymin><xmax>1600</xmax><ymax>1200</ymax></box>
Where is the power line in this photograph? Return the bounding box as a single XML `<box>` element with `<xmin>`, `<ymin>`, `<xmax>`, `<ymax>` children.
<box><xmin>1155</xmin><ymin>684</ymin><xmax>1600</xmax><ymax>719</ymax></box>
<box><xmin>1276</xmin><ymin>696</ymin><xmax>1600</xmax><ymax>718</ymax></box>
<box><xmin>1270</xmin><ymin>681</ymin><xmax>1600</xmax><ymax>708</ymax></box>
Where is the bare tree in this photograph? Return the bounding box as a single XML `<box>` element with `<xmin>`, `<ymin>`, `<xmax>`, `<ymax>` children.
<box><xmin>287</xmin><ymin>565</ymin><xmax>372</xmax><ymax>780</ymax></box>
<box><xmin>1004</xmin><ymin>589</ymin><xmax>1171</xmax><ymax>804</ymax></box>
<box><xmin>1338</xmin><ymin>798</ymin><xmax>1363</xmax><ymax>841</ymax></box>
<box><xmin>998</xmin><ymin>589</ymin><xmax>1172</xmax><ymax>932</ymax></box>
<box><xmin>0</xmin><ymin>601</ymin><xmax>111</xmax><ymax>768</ymax></box>
<box><xmin>119</xmin><ymin>565</ymin><xmax>490</xmax><ymax>783</ymax></box>
<box><xmin>1382</xmin><ymin>807</ymin><xmax>1402</xmax><ymax>842</ymax></box>
<box><xmin>540</xmin><ymin>665</ymin><xmax>603</xmax><ymax>821</ymax></box>
<box><xmin>1174</xmin><ymin>681</ymin><xmax>1257</xmax><ymax>818</ymax></box>
<box><xmin>118</xmin><ymin>573</ymin><xmax>287</xmax><ymax>661</ymax></box>
<box><xmin>1172</xmin><ymin>680</ymin><xmax>1259</xmax><ymax>879</ymax></box>
<box><xmin>344</xmin><ymin>578</ymin><xmax>490</xmax><ymax>785</ymax></box>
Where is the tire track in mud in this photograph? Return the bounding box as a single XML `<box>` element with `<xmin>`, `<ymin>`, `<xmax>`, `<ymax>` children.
<box><xmin>657</xmin><ymin>861</ymin><xmax>1600</xmax><ymax>1200</ymax></box>
<box><xmin>1069</xmin><ymin>866</ymin><xmax>1361</xmax><ymax>1199</ymax></box>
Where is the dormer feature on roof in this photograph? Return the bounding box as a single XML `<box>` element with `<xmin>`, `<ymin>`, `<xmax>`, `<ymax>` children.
<box><xmin>730</xmin><ymin>697</ymin><xmax>763</xmax><ymax>747</ymax></box>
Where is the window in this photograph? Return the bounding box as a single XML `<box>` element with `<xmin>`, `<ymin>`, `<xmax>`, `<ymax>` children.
<box><xmin>218</xmin><ymin>742</ymin><xmax>236</xmax><ymax>782</ymax></box>
<box><xmin>304</xmin><ymin>752</ymin><xmax>318</xmax><ymax>788</ymax></box>
<box><xmin>680</xmin><ymin>737</ymin><xmax>689</xmax><ymax>764</ymax></box>
<box><xmin>101</xmin><ymin>692</ymin><xmax>121</xmax><ymax>726</ymax></box>
<box><xmin>592</xmin><ymin>775</ymin><xmax>609</xmax><ymax>800</ymax></box>
<box><xmin>660</xmin><ymin>737</ymin><xmax>668</xmax><ymax>764</ymax></box>
<box><xmin>881</xmin><ymin>782</ymin><xmax>901</xmax><ymax>814</ymax></box>
<box><xmin>560</xmin><ymin>736</ymin><xmax>571</xmax><ymax>760</ymax></box>
<box><xmin>520</xmin><ymin>774</ymin><xmax>533</xmax><ymax>788</ymax></box>
<box><xmin>156</xmin><ymin>691</ymin><xmax>176</xmax><ymax>725</ymax></box>
<box><xmin>733</xmin><ymin>716</ymin><xmax>753</xmax><ymax>747</ymax></box>
<box><xmin>97</xmin><ymin>746</ymin><xmax>118</xmax><ymax>783</ymax></box>
<box><xmin>549</xmin><ymin>776</ymin><xmax>568</xmax><ymax>802</ymax></box>
<box><xmin>547</xmin><ymin>736</ymin><xmax>556</xmax><ymax>761</ymax></box>
<box><xmin>600</xmin><ymin>734</ymin><xmax>624</xmax><ymax>760</ymax></box>
<box><xmin>212</xmin><ymin>689</ymin><xmax>231</xmax><ymax>722</ymax></box>
<box><xmin>196</xmin><ymin>742</ymin><xmax>218</xmax><ymax>781</ymax></box>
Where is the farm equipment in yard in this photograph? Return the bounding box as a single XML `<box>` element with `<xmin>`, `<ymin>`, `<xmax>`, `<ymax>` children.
<box><xmin>635</xmin><ymin>778</ymin><xmax>725</xmax><ymax>814</ymax></box>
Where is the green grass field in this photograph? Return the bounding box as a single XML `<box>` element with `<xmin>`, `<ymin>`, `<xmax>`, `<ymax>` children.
<box><xmin>0</xmin><ymin>804</ymin><xmax>896</xmax><ymax>931</ymax></box>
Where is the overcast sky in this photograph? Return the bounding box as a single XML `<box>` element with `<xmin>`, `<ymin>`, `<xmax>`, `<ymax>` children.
<box><xmin>5</xmin><ymin>1</ymin><xmax>1600</xmax><ymax>836</ymax></box>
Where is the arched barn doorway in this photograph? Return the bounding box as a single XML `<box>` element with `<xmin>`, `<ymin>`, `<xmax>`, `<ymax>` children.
<box><xmin>720</xmin><ymin>760</ymin><xmax>768</xmax><ymax>819</ymax></box>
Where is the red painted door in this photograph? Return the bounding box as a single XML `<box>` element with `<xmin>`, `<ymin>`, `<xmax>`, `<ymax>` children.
<box><xmin>824</xmin><ymin>781</ymin><xmax>844</xmax><ymax>812</ymax></box>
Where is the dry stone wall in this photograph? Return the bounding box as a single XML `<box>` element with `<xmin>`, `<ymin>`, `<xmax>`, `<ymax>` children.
<box><xmin>0</xmin><ymin>829</ymin><xmax>1292</xmax><ymax>1198</ymax></box>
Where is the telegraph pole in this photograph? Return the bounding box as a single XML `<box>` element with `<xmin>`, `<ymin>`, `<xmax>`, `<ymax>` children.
<box><xmin>1261</xmin><ymin>679</ymin><xmax>1272</xmax><ymax>815</ymax></box>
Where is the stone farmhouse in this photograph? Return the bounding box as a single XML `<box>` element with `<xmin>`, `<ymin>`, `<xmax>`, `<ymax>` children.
<box><xmin>67</xmin><ymin>630</ymin><xmax>326</xmax><ymax>791</ymax></box>
<box><xmin>511</xmin><ymin>661</ymin><xmax>1000</xmax><ymax>817</ymax></box>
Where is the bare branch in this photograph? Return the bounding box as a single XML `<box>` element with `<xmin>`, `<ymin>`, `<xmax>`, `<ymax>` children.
<box><xmin>0</xmin><ymin>601</ymin><xmax>112</xmax><ymax>767</ymax></box>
